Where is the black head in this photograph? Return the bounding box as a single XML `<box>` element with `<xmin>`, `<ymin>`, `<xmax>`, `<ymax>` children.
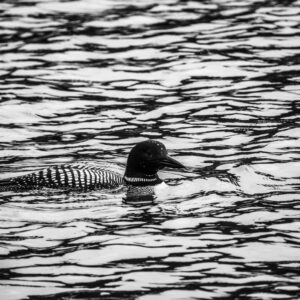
<box><xmin>125</xmin><ymin>140</ymin><xmax>185</xmax><ymax>179</ymax></box>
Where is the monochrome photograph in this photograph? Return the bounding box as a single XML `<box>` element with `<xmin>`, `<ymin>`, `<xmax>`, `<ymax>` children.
<box><xmin>0</xmin><ymin>0</ymin><xmax>299</xmax><ymax>299</ymax></box>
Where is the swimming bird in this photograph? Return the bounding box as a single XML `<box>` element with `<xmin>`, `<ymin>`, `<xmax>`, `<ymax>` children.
<box><xmin>0</xmin><ymin>140</ymin><xmax>185</xmax><ymax>196</ymax></box>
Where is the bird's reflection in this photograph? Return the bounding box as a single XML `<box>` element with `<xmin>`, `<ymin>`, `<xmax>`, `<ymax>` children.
<box><xmin>123</xmin><ymin>193</ymin><xmax>156</xmax><ymax>207</ymax></box>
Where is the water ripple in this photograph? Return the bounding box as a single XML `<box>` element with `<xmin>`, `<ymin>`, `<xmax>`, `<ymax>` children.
<box><xmin>0</xmin><ymin>0</ymin><xmax>300</xmax><ymax>299</ymax></box>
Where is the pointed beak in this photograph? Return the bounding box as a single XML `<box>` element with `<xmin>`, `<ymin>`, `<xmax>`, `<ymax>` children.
<box><xmin>159</xmin><ymin>155</ymin><xmax>185</xmax><ymax>169</ymax></box>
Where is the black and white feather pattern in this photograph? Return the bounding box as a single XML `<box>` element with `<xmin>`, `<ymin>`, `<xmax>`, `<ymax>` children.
<box><xmin>0</xmin><ymin>163</ymin><xmax>124</xmax><ymax>191</ymax></box>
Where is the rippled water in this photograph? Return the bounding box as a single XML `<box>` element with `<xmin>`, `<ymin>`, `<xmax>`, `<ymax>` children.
<box><xmin>1</xmin><ymin>0</ymin><xmax>300</xmax><ymax>299</ymax></box>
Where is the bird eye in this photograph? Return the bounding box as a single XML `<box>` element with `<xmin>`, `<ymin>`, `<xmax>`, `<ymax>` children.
<box><xmin>145</xmin><ymin>151</ymin><xmax>153</xmax><ymax>158</ymax></box>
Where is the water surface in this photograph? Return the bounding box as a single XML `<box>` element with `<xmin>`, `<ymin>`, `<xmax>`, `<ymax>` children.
<box><xmin>0</xmin><ymin>0</ymin><xmax>300</xmax><ymax>299</ymax></box>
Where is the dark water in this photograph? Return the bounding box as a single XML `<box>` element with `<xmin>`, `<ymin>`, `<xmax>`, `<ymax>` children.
<box><xmin>1</xmin><ymin>0</ymin><xmax>300</xmax><ymax>299</ymax></box>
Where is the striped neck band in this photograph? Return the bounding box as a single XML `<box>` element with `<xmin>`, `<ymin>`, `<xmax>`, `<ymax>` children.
<box><xmin>124</xmin><ymin>176</ymin><xmax>157</xmax><ymax>183</ymax></box>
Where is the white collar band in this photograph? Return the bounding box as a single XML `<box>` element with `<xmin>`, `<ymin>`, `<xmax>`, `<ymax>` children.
<box><xmin>124</xmin><ymin>176</ymin><xmax>157</xmax><ymax>183</ymax></box>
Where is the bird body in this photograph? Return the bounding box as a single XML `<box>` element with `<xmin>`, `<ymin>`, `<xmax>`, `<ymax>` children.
<box><xmin>0</xmin><ymin>140</ymin><xmax>185</xmax><ymax>197</ymax></box>
<box><xmin>0</xmin><ymin>163</ymin><xmax>123</xmax><ymax>192</ymax></box>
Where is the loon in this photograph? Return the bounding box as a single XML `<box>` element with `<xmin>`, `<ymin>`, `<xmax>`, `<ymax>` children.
<box><xmin>0</xmin><ymin>140</ymin><xmax>185</xmax><ymax>195</ymax></box>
